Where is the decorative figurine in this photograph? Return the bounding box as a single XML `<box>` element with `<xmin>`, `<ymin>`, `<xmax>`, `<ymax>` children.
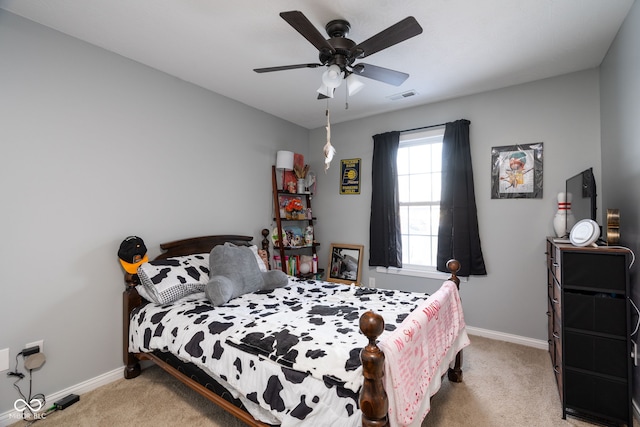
<box><xmin>304</xmin><ymin>226</ymin><xmax>314</xmax><ymax>246</ymax></box>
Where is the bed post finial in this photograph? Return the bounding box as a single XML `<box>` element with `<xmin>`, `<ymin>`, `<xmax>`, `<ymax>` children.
<box><xmin>445</xmin><ymin>258</ymin><xmax>464</xmax><ymax>382</ymax></box>
<box><xmin>261</xmin><ymin>228</ymin><xmax>271</xmax><ymax>270</ymax></box>
<box><xmin>359</xmin><ymin>311</ymin><xmax>389</xmax><ymax>427</ymax></box>
<box><xmin>261</xmin><ymin>228</ymin><xmax>270</xmax><ymax>254</ymax></box>
<box><xmin>446</xmin><ymin>259</ymin><xmax>460</xmax><ymax>289</ymax></box>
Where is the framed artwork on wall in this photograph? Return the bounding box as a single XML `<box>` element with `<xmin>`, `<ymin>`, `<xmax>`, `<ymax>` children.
<box><xmin>340</xmin><ymin>158</ymin><xmax>361</xmax><ymax>194</ymax></box>
<box><xmin>491</xmin><ymin>142</ymin><xmax>543</xmax><ymax>199</ymax></box>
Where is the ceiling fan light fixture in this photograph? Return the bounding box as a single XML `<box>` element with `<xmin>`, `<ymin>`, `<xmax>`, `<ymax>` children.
<box><xmin>322</xmin><ymin>64</ymin><xmax>344</xmax><ymax>89</ymax></box>
<box><xmin>317</xmin><ymin>83</ymin><xmax>334</xmax><ymax>98</ymax></box>
<box><xmin>346</xmin><ymin>74</ymin><xmax>364</xmax><ymax>96</ymax></box>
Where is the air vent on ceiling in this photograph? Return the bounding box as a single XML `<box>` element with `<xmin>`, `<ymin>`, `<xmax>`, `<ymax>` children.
<box><xmin>387</xmin><ymin>90</ymin><xmax>418</xmax><ymax>101</ymax></box>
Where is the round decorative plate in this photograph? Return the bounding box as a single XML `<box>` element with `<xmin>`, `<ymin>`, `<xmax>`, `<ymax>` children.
<box><xmin>569</xmin><ymin>219</ymin><xmax>600</xmax><ymax>247</ymax></box>
<box><xmin>271</xmin><ymin>227</ymin><xmax>286</xmax><ymax>247</ymax></box>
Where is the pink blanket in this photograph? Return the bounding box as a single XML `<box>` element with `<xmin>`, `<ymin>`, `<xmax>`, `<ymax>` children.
<box><xmin>378</xmin><ymin>280</ymin><xmax>470</xmax><ymax>427</ymax></box>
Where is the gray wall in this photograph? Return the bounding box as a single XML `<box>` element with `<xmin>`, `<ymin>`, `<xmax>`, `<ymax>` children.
<box><xmin>0</xmin><ymin>11</ymin><xmax>307</xmax><ymax>414</ymax></box>
<box><xmin>2</xmin><ymin>2</ymin><xmax>634</xmax><ymax>415</ymax></box>
<box><xmin>309</xmin><ymin>69</ymin><xmax>602</xmax><ymax>341</ymax></box>
<box><xmin>599</xmin><ymin>0</ymin><xmax>640</xmax><ymax>407</ymax></box>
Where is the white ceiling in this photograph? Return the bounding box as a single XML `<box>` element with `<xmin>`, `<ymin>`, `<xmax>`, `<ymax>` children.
<box><xmin>0</xmin><ymin>0</ymin><xmax>634</xmax><ymax>129</ymax></box>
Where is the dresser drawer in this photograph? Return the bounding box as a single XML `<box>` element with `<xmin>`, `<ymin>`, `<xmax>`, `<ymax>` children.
<box><xmin>564</xmin><ymin>332</ymin><xmax>627</xmax><ymax>378</ymax></box>
<box><xmin>550</xmin><ymin>248</ymin><xmax>562</xmax><ymax>282</ymax></box>
<box><xmin>564</xmin><ymin>292</ymin><xmax>626</xmax><ymax>336</ymax></box>
<box><xmin>552</xmin><ymin>279</ymin><xmax>561</xmax><ymax>308</ymax></box>
<box><xmin>565</xmin><ymin>370</ymin><xmax>628</xmax><ymax>422</ymax></box>
<box><xmin>554</xmin><ymin>336</ymin><xmax>563</xmax><ymax>401</ymax></box>
<box><xmin>553</xmin><ymin>310</ymin><xmax>562</xmax><ymax>358</ymax></box>
<box><xmin>547</xmin><ymin>297</ymin><xmax>554</xmax><ymax>353</ymax></box>
<box><xmin>562</xmin><ymin>253</ymin><xmax>627</xmax><ymax>292</ymax></box>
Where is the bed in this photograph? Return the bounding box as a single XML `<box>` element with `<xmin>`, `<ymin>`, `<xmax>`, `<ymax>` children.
<box><xmin>122</xmin><ymin>232</ymin><xmax>469</xmax><ymax>427</ymax></box>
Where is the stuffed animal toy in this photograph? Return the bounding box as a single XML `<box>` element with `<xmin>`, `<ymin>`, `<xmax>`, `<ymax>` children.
<box><xmin>205</xmin><ymin>242</ymin><xmax>289</xmax><ymax>306</ymax></box>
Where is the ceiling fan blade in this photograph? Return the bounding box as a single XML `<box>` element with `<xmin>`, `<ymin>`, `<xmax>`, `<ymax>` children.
<box><xmin>350</xmin><ymin>16</ymin><xmax>423</xmax><ymax>59</ymax></box>
<box><xmin>352</xmin><ymin>63</ymin><xmax>409</xmax><ymax>86</ymax></box>
<box><xmin>254</xmin><ymin>63</ymin><xmax>323</xmax><ymax>73</ymax></box>
<box><xmin>280</xmin><ymin>11</ymin><xmax>335</xmax><ymax>54</ymax></box>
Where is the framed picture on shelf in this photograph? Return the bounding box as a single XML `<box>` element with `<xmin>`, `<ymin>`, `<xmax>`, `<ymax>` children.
<box><xmin>327</xmin><ymin>243</ymin><xmax>364</xmax><ymax>285</ymax></box>
<box><xmin>283</xmin><ymin>170</ymin><xmax>298</xmax><ymax>194</ymax></box>
<box><xmin>278</xmin><ymin>195</ymin><xmax>305</xmax><ymax>219</ymax></box>
<box><xmin>281</xmin><ymin>152</ymin><xmax>305</xmax><ymax>194</ymax></box>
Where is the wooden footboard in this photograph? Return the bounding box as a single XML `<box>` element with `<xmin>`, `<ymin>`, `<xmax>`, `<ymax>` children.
<box><xmin>359</xmin><ymin>259</ymin><xmax>463</xmax><ymax>427</ymax></box>
<box><xmin>122</xmin><ymin>234</ymin><xmax>463</xmax><ymax>427</ymax></box>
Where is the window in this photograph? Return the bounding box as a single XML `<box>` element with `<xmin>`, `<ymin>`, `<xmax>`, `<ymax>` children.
<box><xmin>397</xmin><ymin>127</ymin><xmax>444</xmax><ymax>268</ymax></box>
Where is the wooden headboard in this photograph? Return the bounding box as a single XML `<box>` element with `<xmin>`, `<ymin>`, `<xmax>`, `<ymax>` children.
<box><xmin>124</xmin><ymin>230</ymin><xmax>271</xmax><ymax>288</ymax></box>
<box><xmin>123</xmin><ymin>231</ymin><xmax>269</xmax><ymax>378</ymax></box>
<box><xmin>155</xmin><ymin>235</ymin><xmax>254</xmax><ymax>259</ymax></box>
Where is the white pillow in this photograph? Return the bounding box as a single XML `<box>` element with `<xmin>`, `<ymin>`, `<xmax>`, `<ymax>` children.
<box><xmin>135</xmin><ymin>284</ymin><xmax>155</xmax><ymax>303</ymax></box>
<box><xmin>249</xmin><ymin>245</ymin><xmax>268</xmax><ymax>272</ymax></box>
<box><xmin>137</xmin><ymin>253</ymin><xmax>210</xmax><ymax>304</ymax></box>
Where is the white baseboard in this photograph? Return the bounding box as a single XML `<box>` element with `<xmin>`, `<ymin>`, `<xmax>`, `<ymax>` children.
<box><xmin>465</xmin><ymin>326</ymin><xmax>548</xmax><ymax>350</ymax></box>
<box><xmin>0</xmin><ymin>366</ymin><xmax>123</xmax><ymax>427</ymax></box>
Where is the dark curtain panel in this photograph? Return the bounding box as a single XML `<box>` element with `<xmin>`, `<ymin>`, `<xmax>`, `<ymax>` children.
<box><xmin>437</xmin><ymin>120</ymin><xmax>487</xmax><ymax>276</ymax></box>
<box><xmin>369</xmin><ymin>131</ymin><xmax>402</xmax><ymax>267</ymax></box>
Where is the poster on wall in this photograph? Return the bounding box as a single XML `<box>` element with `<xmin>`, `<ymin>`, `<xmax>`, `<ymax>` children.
<box><xmin>340</xmin><ymin>158</ymin><xmax>361</xmax><ymax>195</ymax></box>
<box><xmin>491</xmin><ymin>143</ymin><xmax>543</xmax><ymax>199</ymax></box>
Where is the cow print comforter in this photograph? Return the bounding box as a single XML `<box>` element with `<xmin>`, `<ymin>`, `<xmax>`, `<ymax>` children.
<box><xmin>129</xmin><ymin>277</ymin><xmax>432</xmax><ymax>426</ymax></box>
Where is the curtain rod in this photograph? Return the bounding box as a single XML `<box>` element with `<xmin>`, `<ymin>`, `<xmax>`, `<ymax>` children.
<box><xmin>400</xmin><ymin>122</ymin><xmax>446</xmax><ymax>133</ymax></box>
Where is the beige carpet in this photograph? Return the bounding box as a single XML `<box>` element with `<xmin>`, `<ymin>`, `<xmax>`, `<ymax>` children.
<box><xmin>10</xmin><ymin>335</ymin><xmax>637</xmax><ymax>427</ymax></box>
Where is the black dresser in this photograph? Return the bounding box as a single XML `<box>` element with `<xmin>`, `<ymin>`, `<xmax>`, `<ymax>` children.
<box><xmin>546</xmin><ymin>238</ymin><xmax>632</xmax><ymax>426</ymax></box>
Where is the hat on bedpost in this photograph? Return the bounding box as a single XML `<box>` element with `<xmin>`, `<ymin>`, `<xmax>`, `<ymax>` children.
<box><xmin>118</xmin><ymin>236</ymin><xmax>148</xmax><ymax>274</ymax></box>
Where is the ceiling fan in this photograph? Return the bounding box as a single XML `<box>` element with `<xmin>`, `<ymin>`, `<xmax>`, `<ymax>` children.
<box><xmin>254</xmin><ymin>11</ymin><xmax>423</xmax><ymax>98</ymax></box>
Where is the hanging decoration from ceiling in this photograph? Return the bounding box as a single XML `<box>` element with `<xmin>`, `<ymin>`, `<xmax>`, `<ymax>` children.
<box><xmin>323</xmin><ymin>108</ymin><xmax>336</xmax><ymax>172</ymax></box>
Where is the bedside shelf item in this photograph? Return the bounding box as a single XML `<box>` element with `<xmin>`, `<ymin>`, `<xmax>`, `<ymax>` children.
<box><xmin>546</xmin><ymin>238</ymin><xmax>632</xmax><ymax>426</ymax></box>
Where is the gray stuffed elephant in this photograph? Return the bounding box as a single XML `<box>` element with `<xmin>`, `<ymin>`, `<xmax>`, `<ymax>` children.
<box><xmin>205</xmin><ymin>242</ymin><xmax>289</xmax><ymax>306</ymax></box>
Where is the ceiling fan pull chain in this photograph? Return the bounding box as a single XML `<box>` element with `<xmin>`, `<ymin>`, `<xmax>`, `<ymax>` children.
<box><xmin>345</xmin><ymin>87</ymin><xmax>349</xmax><ymax>110</ymax></box>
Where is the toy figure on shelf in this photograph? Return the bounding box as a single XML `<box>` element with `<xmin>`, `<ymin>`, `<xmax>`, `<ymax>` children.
<box><xmin>304</xmin><ymin>226</ymin><xmax>313</xmax><ymax>246</ymax></box>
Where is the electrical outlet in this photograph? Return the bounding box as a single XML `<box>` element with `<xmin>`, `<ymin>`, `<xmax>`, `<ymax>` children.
<box><xmin>369</xmin><ymin>277</ymin><xmax>376</xmax><ymax>288</ymax></box>
<box><xmin>0</xmin><ymin>348</ymin><xmax>9</xmax><ymax>372</ymax></box>
<box><xmin>25</xmin><ymin>340</ymin><xmax>44</xmax><ymax>354</ymax></box>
